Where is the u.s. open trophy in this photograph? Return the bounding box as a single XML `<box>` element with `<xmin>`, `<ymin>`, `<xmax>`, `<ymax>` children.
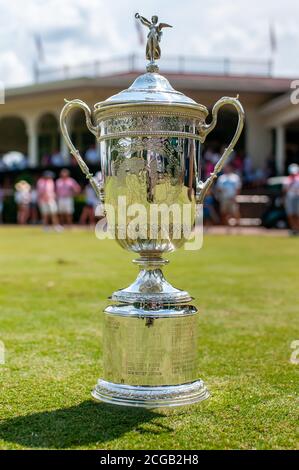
<box><xmin>60</xmin><ymin>14</ymin><xmax>245</xmax><ymax>407</ymax></box>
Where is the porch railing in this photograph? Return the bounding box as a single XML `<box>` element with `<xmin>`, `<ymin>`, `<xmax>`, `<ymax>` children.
<box><xmin>34</xmin><ymin>54</ymin><xmax>273</xmax><ymax>83</ymax></box>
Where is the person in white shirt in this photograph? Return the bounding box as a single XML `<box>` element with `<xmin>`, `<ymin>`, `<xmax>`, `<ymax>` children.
<box><xmin>216</xmin><ymin>165</ymin><xmax>242</xmax><ymax>226</ymax></box>
<box><xmin>14</xmin><ymin>180</ymin><xmax>32</xmax><ymax>225</ymax></box>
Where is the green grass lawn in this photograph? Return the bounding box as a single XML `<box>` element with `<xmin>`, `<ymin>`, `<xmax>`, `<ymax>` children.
<box><xmin>0</xmin><ymin>227</ymin><xmax>298</xmax><ymax>450</ymax></box>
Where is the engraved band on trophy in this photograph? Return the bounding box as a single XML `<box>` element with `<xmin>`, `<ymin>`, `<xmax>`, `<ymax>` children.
<box><xmin>60</xmin><ymin>14</ymin><xmax>245</xmax><ymax>407</ymax></box>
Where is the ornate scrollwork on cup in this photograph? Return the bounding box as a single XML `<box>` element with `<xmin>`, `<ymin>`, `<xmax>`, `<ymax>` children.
<box><xmin>102</xmin><ymin>114</ymin><xmax>196</xmax><ymax>137</ymax></box>
<box><xmin>110</xmin><ymin>137</ymin><xmax>183</xmax><ymax>184</ymax></box>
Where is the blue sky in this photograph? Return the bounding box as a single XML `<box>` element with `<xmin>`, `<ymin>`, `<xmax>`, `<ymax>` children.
<box><xmin>1</xmin><ymin>0</ymin><xmax>299</xmax><ymax>86</ymax></box>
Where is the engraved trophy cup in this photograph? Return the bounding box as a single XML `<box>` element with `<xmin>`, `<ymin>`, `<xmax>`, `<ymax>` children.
<box><xmin>60</xmin><ymin>14</ymin><xmax>245</xmax><ymax>407</ymax></box>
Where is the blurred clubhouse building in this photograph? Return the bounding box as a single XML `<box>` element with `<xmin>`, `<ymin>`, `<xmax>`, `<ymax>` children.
<box><xmin>0</xmin><ymin>54</ymin><xmax>299</xmax><ymax>176</ymax></box>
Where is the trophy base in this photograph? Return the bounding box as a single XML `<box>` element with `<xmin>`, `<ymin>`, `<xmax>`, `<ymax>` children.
<box><xmin>92</xmin><ymin>302</ymin><xmax>210</xmax><ymax>408</ymax></box>
<box><xmin>92</xmin><ymin>379</ymin><xmax>210</xmax><ymax>408</ymax></box>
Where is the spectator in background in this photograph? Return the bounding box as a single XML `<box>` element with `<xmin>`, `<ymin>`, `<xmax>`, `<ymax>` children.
<box><xmin>265</xmin><ymin>154</ymin><xmax>276</xmax><ymax>178</ymax></box>
<box><xmin>285</xmin><ymin>145</ymin><xmax>299</xmax><ymax>174</ymax></box>
<box><xmin>243</xmin><ymin>153</ymin><xmax>254</xmax><ymax>185</ymax></box>
<box><xmin>284</xmin><ymin>164</ymin><xmax>299</xmax><ymax>236</ymax></box>
<box><xmin>203</xmin><ymin>189</ymin><xmax>219</xmax><ymax>227</ymax></box>
<box><xmin>233</xmin><ymin>150</ymin><xmax>244</xmax><ymax>176</ymax></box>
<box><xmin>56</xmin><ymin>169</ymin><xmax>81</xmax><ymax>226</ymax></box>
<box><xmin>79</xmin><ymin>183</ymin><xmax>98</xmax><ymax>226</ymax></box>
<box><xmin>85</xmin><ymin>144</ymin><xmax>99</xmax><ymax>166</ymax></box>
<box><xmin>205</xmin><ymin>158</ymin><xmax>215</xmax><ymax>180</ymax></box>
<box><xmin>216</xmin><ymin>164</ymin><xmax>242</xmax><ymax>226</ymax></box>
<box><xmin>203</xmin><ymin>146</ymin><xmax>214</xmax><ymax>164</ymax></box>
<box><xmin>203</xmin><ymin>146</ymin><xmax>220</xmax><ymax>179</ymax></box>
<box><xmin>80</xmin><ymin>171</ymin><xmax>104</xmax><ymax>225</ymax></box>
<box><xmin>41</xmin><ymin>154</ymin><xmax>51</xmax><ymax>167</ymax></box>
<box><xmin>14</xmin><ymin>180</ymin><xmax>31</xmax><ymax>225</ymax></box>
<box><xmin>37</xmin><ymin>171</ymin><xmax>62</xmax><ymax>231</ymax></box>
<box><xmin>252</xmin><ymin>167</ymin><xmax>267</xmax><ymax>187</ymax></box>
<box><xmin>51</xmin><ymin>149</ymin><xmax>64</xmax><ymax>167</ymax></box>
<box><xmin>30</xmin><ymin>185</ymin><xmax>39</xmax><ymax>225</ymax></box>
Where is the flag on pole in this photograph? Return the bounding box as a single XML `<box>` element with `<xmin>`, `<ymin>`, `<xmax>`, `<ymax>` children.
<box><xmin>135</xmin><ymin>18</ymin><xmax>144</xmax><ymax>46</ymax></box>
<box><xmin>269</xmin><ymin>23</ymin><xmax>277</xmax><ymax>55</ymax></box>
<box><xmin>34</xmin><ymin>33</ymin><xmax>44</xmax><ymax>62</ymax></box>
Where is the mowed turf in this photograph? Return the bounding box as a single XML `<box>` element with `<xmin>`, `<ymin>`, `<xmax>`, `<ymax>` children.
<box><xmin>0</xmin><ymin>227</ymin><xmax>298</xmax><ymax>450</ymax></box>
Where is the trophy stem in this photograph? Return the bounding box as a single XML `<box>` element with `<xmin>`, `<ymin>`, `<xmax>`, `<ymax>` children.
<box><xmin>111</xmin><ymin>255</ymin><xmax>192</xmax><ymax>305</ymax></box>
<box><xmin>133</xmin><ymin>255</ymin><xmax>169</xmax><ymax>268</ymax></box>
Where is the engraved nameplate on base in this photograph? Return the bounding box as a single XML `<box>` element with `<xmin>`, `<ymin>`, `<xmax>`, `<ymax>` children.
<box><xmin>103</xmin><ymin>308</ymin><xmax>199</xmax><ymax>386</ymax></box>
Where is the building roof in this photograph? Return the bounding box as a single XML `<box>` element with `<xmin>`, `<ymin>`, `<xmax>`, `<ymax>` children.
<box><xmin>5</xmin><ymin>72</ymin><xmax>294</xmax><ymax>101</ymax></box>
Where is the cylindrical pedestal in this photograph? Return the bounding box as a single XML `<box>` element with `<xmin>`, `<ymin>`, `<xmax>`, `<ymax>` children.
<box><xmin>92</xmin><ymin>304</ymin><xmax>209</xmax><ymax>408</ymax></box>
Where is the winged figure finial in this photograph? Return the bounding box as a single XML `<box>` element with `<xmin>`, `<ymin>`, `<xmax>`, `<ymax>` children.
<box><xmin>135</xmin><ymin>13</ymin><xmax>172</xmax><ymax>71</ymax></box>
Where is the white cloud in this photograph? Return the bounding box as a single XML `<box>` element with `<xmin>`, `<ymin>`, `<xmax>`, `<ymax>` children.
<box><xmin>0</xmin><ymin>0</ymin><xmax>299</xmax><ymax>87</ymax></box>
<box><xmin>0</xmin><ymin>51</ymin><xmax>30</xmax><ymax>85</ymax></box>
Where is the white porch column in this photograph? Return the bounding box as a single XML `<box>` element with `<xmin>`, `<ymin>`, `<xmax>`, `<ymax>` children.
<box><xmin>26</xmin><ymin>119</ymin><xmax>38</xmax><ymax>167</ymax></box>
<box><xmin>275</xmin><ymin>125</ymin><xmax>285</xmax><ymax>175</ymax></box>
<box><xmin>245</xmin><ymin>109</ymin><xmax>272</xmax><ymax>169</ymax></box>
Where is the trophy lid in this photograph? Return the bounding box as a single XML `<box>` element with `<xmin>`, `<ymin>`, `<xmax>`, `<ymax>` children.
<box><xmin>98</xmin><ymin>72</ymin><xmax>199</xmax><ymax>107</ymax></box>
<box><xmin>94</xmin><ymin>13</ymin><xmax>208</xmax><ymax>118</ymax></box>
<box><xmin>95</xmin><ymin>70</ymin><xmax>209</xmax><ymax>117</ymax></box>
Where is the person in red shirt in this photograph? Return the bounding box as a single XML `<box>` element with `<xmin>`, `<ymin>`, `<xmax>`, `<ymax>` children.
<box><xmin>56</xmin><ymin>169</ymin><xmax>81</xmax><ymax>226</ymax></box>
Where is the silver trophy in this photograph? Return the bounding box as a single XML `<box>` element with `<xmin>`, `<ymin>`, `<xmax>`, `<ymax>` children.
<box><xmin>60</xmin><ymin>14</ymin><xmax>245</xmax><ymax>407</ymax></box>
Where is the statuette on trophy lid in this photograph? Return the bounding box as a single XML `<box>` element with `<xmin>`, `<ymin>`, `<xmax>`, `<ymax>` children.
<box><xmin>60</xmin><ymin>14</ymin><xmax>245</xmax><ymax>408</ymax></box>
<box><xmin>135</xmin><ymin>13</ymin><xmax>172</xmax><ymax>71</ymax></box>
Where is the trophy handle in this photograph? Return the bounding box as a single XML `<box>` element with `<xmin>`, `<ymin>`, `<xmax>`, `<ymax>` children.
<box><xmin>196</xmin><ymin>96</ymin><xmax>245</xmax><ymax>204</ymax></box>
<box><xmin>60</xmin><ymin>99</ymin><xmax>104</xmax><ymax>201</ymax></box>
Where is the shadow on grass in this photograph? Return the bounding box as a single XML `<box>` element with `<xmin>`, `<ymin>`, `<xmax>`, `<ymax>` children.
<box><xmin>0</xmin><ymin>400</ymin><xmax>170</xmax><ymax>449</ymax></box>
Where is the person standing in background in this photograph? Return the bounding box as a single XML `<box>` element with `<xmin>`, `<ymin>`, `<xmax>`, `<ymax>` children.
<box><xmin>85</xmin><ymin>144</ymin><xmax>99</xmax><ymax>166</ymax></box>
<box><xmin>284</xmin><ymin>164</ymin><xmax>299</xmax><ymax>236</ymax></box>
<box><xmin>29</xmin><ymin>185</ymin><xmax>39</xmax><ymax>225</ymax></box>
<box><xmin>243</xmin><ymin>153</ymin><xmax>254</xmax><ymax>185</ymax></box>
<box><xmin>14</xmin><ymin>180</ymin><xmax>32</xmax><ymax>225</ymax></box>
<box><xmin>56</xmin><ymin>169</ymin><xmax>81</xmax><ymax>226</ymax></box>
<box><xmin>37</xmin><ymin>171</ymin><xmax>62</xmax><ymax>231</ymax></box>
<box><xmin>51</xmin><ymin>149</ymin><xmax>64</xmax><ymax>167</ymax></box>
<box><xmin>216</xmin><ymin>164</ymin><xmax>242</xmax><ymax>226</ymax></box>
<box><xmin>79</xmin><ymin>183</ymin><xmax>98</xmax><ymax>226</ymax></box>
<box><xmin>80</xmin><ymin>171</ymin><xmax>104</xmax><ymax>226</ymax></box>
<box><xmin>203</xmin><ymin>189</ymin><xmax>219</xmax><ymax>227</ymax></box>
